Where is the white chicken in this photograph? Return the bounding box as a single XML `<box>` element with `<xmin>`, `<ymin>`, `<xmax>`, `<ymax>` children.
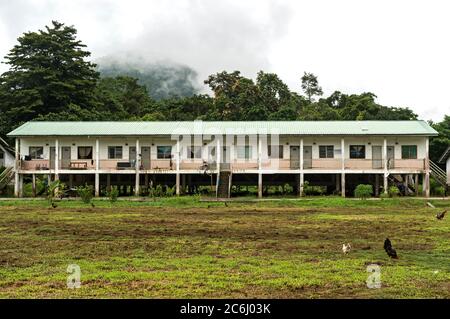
<box><xmin>342</xmin><ymin>243</ymin><xmax>352</xmax><ymax>254</ymax></box>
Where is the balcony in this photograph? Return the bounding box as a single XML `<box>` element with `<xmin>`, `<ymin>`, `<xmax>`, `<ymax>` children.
<box><xmin>17</xmin><ymin>157</ymin><xmax>427</xmax><ymax>172</ymax></box>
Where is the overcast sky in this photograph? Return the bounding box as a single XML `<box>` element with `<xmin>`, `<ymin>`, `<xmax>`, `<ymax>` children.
<box><xmin>0</xmin><ymin>0</ymin><xmax>448</xmax><ymax>121</ymax></box>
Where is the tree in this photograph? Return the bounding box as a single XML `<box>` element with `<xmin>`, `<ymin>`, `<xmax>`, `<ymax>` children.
<box><xmin>301</xmin><ymin>72</ymin><xmax>323</xmax><ymax>102</ymax></box>
<box><xmin>0</xmin><ymin>21</ymin><xmax>99</xmax><ymax>137</ymax></box>
<box><xmin>429</xmin><ymin>115</ymin><xmax>450</xmax><ymax>163</ymax></box>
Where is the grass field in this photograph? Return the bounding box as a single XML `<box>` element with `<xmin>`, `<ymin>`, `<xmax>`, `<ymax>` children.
<box><xmin>0</xmin><ymin>197</ymin><xmax>448</xmax><ymax>298</ymax></box>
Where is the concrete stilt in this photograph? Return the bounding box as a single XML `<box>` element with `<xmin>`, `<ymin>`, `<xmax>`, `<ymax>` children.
<box><xmin>32</xmin><ymin>174</ymin><xmax>36</xmax><ymax>197</ymax></box>
<box><xmin>95</xmin><ymin>173</ymin><xmax>100</xmax><ymax>197</ymax></box>
<box><xmin>299</xmin><ymin>173</ymin><xmax>304</xmax><ymax>197</ymax></box>
<box><xmin>341</xmin><ymin>173</ymin><xmax>346</xmax><ymax>197</ymax></box>
<box><xmin>176</xmin><ymin>173</ymin><xmax>180</xmax><ymax>196</ymax></box>
<box><xmin>375</xmin><ymin>174</ymin><xmax>380</xmax><ymax>196</ymax></box>
<box><xmin>414</xmin><ymin>174</ymin><xmax>419</xmax><ymax>196</ymax></box>
<box><xmin>258</xmin><ymin>173</ymin><xmax>263</xmax><ymax>198</ymax></box>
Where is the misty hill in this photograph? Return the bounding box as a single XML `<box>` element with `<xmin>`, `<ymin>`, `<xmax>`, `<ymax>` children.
<box><xmin>97</xmin><ymin>58</ymin><xmax>200</xmax><ymax>100</ymax></box>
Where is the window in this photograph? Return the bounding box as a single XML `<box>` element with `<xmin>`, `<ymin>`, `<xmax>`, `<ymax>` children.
<box><xmin>401</xmin><ymin>145</ymin><xmax>417</xmax><ymax>159</ymax></box>
<box><xmin>237</xmin><ymin>146</ymin><xmax>252</xmax><ymax>159</ymax></box>
<box><xmin>187</xmin><ymin>146</ymin><xmax>202</xmax><ymax>159</ymax></box>
<box><xmin>350</xmin><ymin>145</ymin><xmax>365</xmax><ymax>159</ymax></box>
<box><xmin>268</xmin><ymin>145</ymin><xmax>283</xmax><ymax>159</ymax></box>
<box><xmin>29</xmin><ymin>147</ymin><xmax>44</xmax><ymax>159</ymax></box>
<box><xmin>157</xmin><ymin>146</ymin><xmax>172</xmax><ymax>159</ymax></box>
<box><xmin>108</xmin><ymin>146</ymin><xmax>123</xmax><ymax>159</ymax></box>
<box><xmin>319</xmin><ymin>145</ymin><xmax>334</xmax><ymax>158</ymax></box>
<box><xmin>78</xmin><ymin>146</ymin><xmax>93</xmax><ymax>159</ymax></box>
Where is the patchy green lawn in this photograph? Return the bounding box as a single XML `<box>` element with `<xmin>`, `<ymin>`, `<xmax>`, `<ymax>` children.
<box><xmin>0</xmin><ymin>197</ymin><xmax>448</xmax><ymax>298</ymax></box>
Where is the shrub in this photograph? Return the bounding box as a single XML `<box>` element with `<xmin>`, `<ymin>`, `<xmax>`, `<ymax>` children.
<box><xmin>433</xmin><ymin>186</ymin><xmax>446</xmax><ymax>197</ymax></box>
<box><xmin>380</xmin><ymin>192</ymin><xmax>390</xmax><ymax>199</ymax></box>
<box><xmin>46</xmin><ymin>180</ymin><xmax>66</xmax><ymax>206</ymax></box>
<box><xmin>77</xmin><ymin>184</ymin><xmax>94</xmax><ymax>204</ymax></box>
<box><xmin>303</xmin><ymin>181</ymin><xmax>326</xmax><ymax>196</ymax></box>
<box><xmin>354</xmin><ymin>184</ymin><xmax>373</xmax><ymax>199</ymax></box>
<box><xmin>165</xmin><ymin>185</ymin><xmax>176</xmax><ymax>197</ymax></box>
<box><xmin>107</xmin><ymin>186</ymin><xmax>119</xmax><ymax>203</ymax></box>
<box><xmin>388</xmin><ymin>186</ymin><xmax>400</xmax><ymax>197</ymax></box>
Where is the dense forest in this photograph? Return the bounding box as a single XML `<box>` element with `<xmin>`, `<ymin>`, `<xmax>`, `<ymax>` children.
<box><xmin>0</xmin><ymin>21</ymin><xmax>448</xmax><ymax>162</ymax></box>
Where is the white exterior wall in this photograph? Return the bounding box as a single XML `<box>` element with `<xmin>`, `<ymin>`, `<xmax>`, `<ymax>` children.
<box><xmin>447</xmin><ymin>157</ymin><xmax>450</xmax><ymax>185</ymax></box>
<box><xmin>0</xmin><ymin>145</ymin><xmax>14</xmax><ymax>167</ymax></box>
<box><xmin>17</xmin><ymin>135</ymin><xmax>429</xmax><ymax>162</ymax></box>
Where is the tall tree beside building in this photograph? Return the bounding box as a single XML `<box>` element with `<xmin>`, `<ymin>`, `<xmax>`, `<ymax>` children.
<box><xmin>0</xmin><ymin>21</ymin><xmax>99</xmax><ymax>137</ymax></box>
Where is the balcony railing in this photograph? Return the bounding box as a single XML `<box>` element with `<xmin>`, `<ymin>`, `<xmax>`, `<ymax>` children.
<box><xmin>17</xmin><ymin>158</ymin><xmax>426</xmax><ymax>172</ymax></box>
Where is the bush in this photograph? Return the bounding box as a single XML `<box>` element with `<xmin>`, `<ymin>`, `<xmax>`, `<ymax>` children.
<box><xmin>107</xmin><ymin>186</ymin><xmax>119</xmax><ymax>203</ymax></box>
<box><xmin>46</xmin><ymin>180</ymin><xmax>66</xmax><ymax>206</ymax></box>
<box><xmin>433</xmin><ymin>186</ymin><xmax>446</xmax><ymax>197</ymax></box>
<box><xmin>303</xmin><ymin>181</ymin><xmax>326</xmax><ymax>196</ymax></box>
<box><xmin>354</xmin><ymin>184</ymin><xmax>373</xmax><ymax>199</ymax></box>
<box><xmin>380</xmin><ymin>192</ymin><xmax>390</xmax><ymax>199</ymax></box>
<box><xmin>77</xmin><ymin>184</ymin><xmax>94</xmax><ymax>204</ymax></box>
<box><xmin>388</xmin><ymin>186</ymin><xmax>400</xmax><ymax>197</ymax></box>
<box><xmin>165</xmin><ymin>186</ymin><xmax>176</xmax><ymax>197</ymax></box>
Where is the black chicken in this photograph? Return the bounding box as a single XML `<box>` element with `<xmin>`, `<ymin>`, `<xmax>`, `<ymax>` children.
<box><xmin>436</xmin><ymin>210</ymin><xmax>447</xmax><ymax>220</ymax></box>
<box><xmin>51</xmin><ymin>202</ymin><xmax>58</xmax><ymax>209</ymax></box>
<box><xmin>91</xmin><ymin>202</ymin><xmax>95</xmax><ymax>208</ymax></box>
<box><xmin>384</xmin><ymin>238</ymin><xmax>398</xmax><ymax>259</ymax></box>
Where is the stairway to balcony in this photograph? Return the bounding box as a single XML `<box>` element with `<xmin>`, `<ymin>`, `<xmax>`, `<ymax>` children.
<box><xmin>216</xmin><ymin>170</ymin><xmax>232</xmax><ymax>198</ymax></box>
<box><xmin>430</xmin><ymin>160</ymin><xmax>447</xmax><ymax>188</ymax></box>
<box><xmin>0</xmin><ymin>167</ymin><xmax>14</xmax><ymax>191</ymax></box>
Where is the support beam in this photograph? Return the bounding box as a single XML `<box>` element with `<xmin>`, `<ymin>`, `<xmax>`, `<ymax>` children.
<box><xmin>336</xmin><ymin>174</ymin><xmax>340</xmax><ymax>193</ymax></box>
<box><xmin>95</xmin><ymin>173</ymin><xmax>100</xmax><ymax>197</ymax></box>
<box><xmin>341</xmin><ymin>173</ymin><xmax>346</xmax><ymax>198</ymax></box>
<box><xmin>375</xmin><ymin>174</ymin><xmax>380</xmax><ymax>196</ymax></box>
<box><xmin>69</xmin><ymin>174</ymin><xmax>73</xmax><ymax>189</ymax></box>
<box><xmin>414</xmin><ymin>174</ymin><xmax>419</xmax><ymax>196</ymax></box>
<box><xmin>425</xmin><ymin>137</ymin><xmax>430</xmax><ymax>198</ymax></box>
<box><xmin>403</xmin><ymin>175</ymin><xmax>409</xmax><ymax>196</ymax></box>
<box><xmin>383</xmin><ymin>138</ymin><xmax>388</xmax><ymax>194</ymax></box>
<box><xmin>107</xmin><ymin>174</ymin><xmax>111</xmax><ymax>192</ymax></box>
<box><xmin>176</xmin><ymin>138</ymin><xmax>180</xmax><ymax>195</ymax></box>
<box><xmin>341</xmin><ymin>138</ymin><xmax>345</xmax><ymax>197</ymax></box>
<box><xmin>14</xmin><ymin>138</ymin><xmax>20</xmax><ymax>197</ymax></box>
<box><xmin>299</xmin><ymin>172</ymin><xmax>304</xmax><ymax>197</ymax></box>
<box><xmin>32</xmin><ymin>174</ymin><xmax>36</xmax><ymax>197</ymax></box>
<box><xmin>299</xmin><ymin>138</ymin><xmax>304</xmax><ymax>197</ymax></box>
<box><xmin>258</xmin><ymin>173</ymin><xmax>263</xmax><ymax>198</ymax></box>
<box><xmin>54</xmin><ymin>138</ymin><xmax>59</xmax><ymax>181</ymax></box>
<box><xmin>18</xmin><ymin>174</ymin><xmax>23</xmax><ymax>198</ymax></box>
<box><xmin>135</xmin><ymin>138</ymin><xmax>140</xmax><ymax>196</ymax></box>
<box><xmin>258</xmin><ymin>136</ymin><xmax>262</xmax><ymax>198</ymax></box>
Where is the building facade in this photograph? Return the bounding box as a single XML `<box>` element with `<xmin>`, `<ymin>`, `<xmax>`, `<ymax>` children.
<box><xmin>8</xmin><ymin>120</ymin><xmax>438</xmax><ymax>197</ymax></box>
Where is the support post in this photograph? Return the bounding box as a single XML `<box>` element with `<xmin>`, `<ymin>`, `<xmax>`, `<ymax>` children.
<box><xmin>414</xmin><ymin>174</ymin><xmax>419</xmax><ymax>196</ymax></box>
<box><xmin>216</xmin><ymin>138</ymin><xmax>221</xmax><ymax>196</ymax></box>
<box><xmin>383</xmin><ymin>138</ymin><xmax>388</xmax><ymax>194</ymax></box>
<box><xmin>176</xmin><ymin>137</ymin><xmax>180</xmax><ymax>196</ymax></box>
<box><xmin>107</xmin><ymin>174</ymin><xmax>111</xmax><ymax>192</ymax></box>
<box><xmin>32</xmin><ymin>174</ymin><xmax>36</xmax><ymax>197</ymax></box>
<box><xmin>95</xmin><ymin>173</ymin><xmax>100</xmax><ymax>197</ymax></box>
<box><xmin>425</xmin><ymin>137</ymin><xmax>430</xmax><ymax>198</ymax></box>
<box><xmin>375</xmin><ymin>174</ymin><xmax>380</xmax><ymax>196</ymax></box>
<box><xmin>299</xmin><ymin>138</ymin><xmax>304</xmax><ymax>197</ymax></box>
<box><xmin>69</xmin><ymin>174</ymin><xmax>73</xmax><ymax>189</ymax></box>
<box><xmin>135</xmin><ymin>138</ymin><xmax>140</xmax><ymax>196</ymax></box>
<box><xmin>14</xmin><ymin>138</ymin><xmax>20</xmax><ymax>197</ymax></box>
<box><xmin>403</xmin><ymin>174</ymin><xmax>409</xmax><ymax>196</ymax></box>
<box><xmin>54</xmin><ymin>139</ymin><xmax>59</xmax><ymax>181</ymax></box>
<box><xmin>336</xmin><ymin>173</ymin><xmax>341</xmax><ymax>193</ymax></box>
<box><xmin>341</xmin><ymin>138</ymin><xmax>345</xmax><ymax>197</ymax></box>
<box><xmin>258</xmin><ymin>136</ymin><xmax>262</xmax><ymax>198</ymax></box>
<box><xmin>18</xmin><ymin>174</ymin><xmax>23</xmax><ymax>198</ymax></box>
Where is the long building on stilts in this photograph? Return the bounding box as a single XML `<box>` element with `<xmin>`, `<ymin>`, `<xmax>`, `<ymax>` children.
<box><xmin>7</xmin><ymin>120</ymin><xmax>439</xmax><ymax>198</ymax></box>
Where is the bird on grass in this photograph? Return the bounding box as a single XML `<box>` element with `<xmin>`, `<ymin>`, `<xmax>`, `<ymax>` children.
<box><xmin>90</xmin><ymin>202</ymin><xmax>95</xmax><ymax>208</ymax></box>
<box><xmin>224</xmin><ymin>202</ymin><xmax>228</xmax><ymax>207</ymax></box>
<box><xmin>51</xmin><ymin>202</ymin><xmax>58</xmax><ymax>209</ymax></box>
<box><xmin>342</xmin><ymin>243</ymin><xmax>351</xmax><ymax>254</ymax></box>
<box><xmin>436</xmin><ymin>210</ymin><xmax>447</xmax><ymax>220</ymax></box>
<box><xmin>384</xmin><ymin>238</ymin><xmax>398</xmax><ymax>259</ymax></box>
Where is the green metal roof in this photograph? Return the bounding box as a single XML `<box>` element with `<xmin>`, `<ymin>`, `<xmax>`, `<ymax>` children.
<box><xmin>7</xmin><ymin>120</ymin><xmax>438</xmax><ymax>137</ymax></box>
